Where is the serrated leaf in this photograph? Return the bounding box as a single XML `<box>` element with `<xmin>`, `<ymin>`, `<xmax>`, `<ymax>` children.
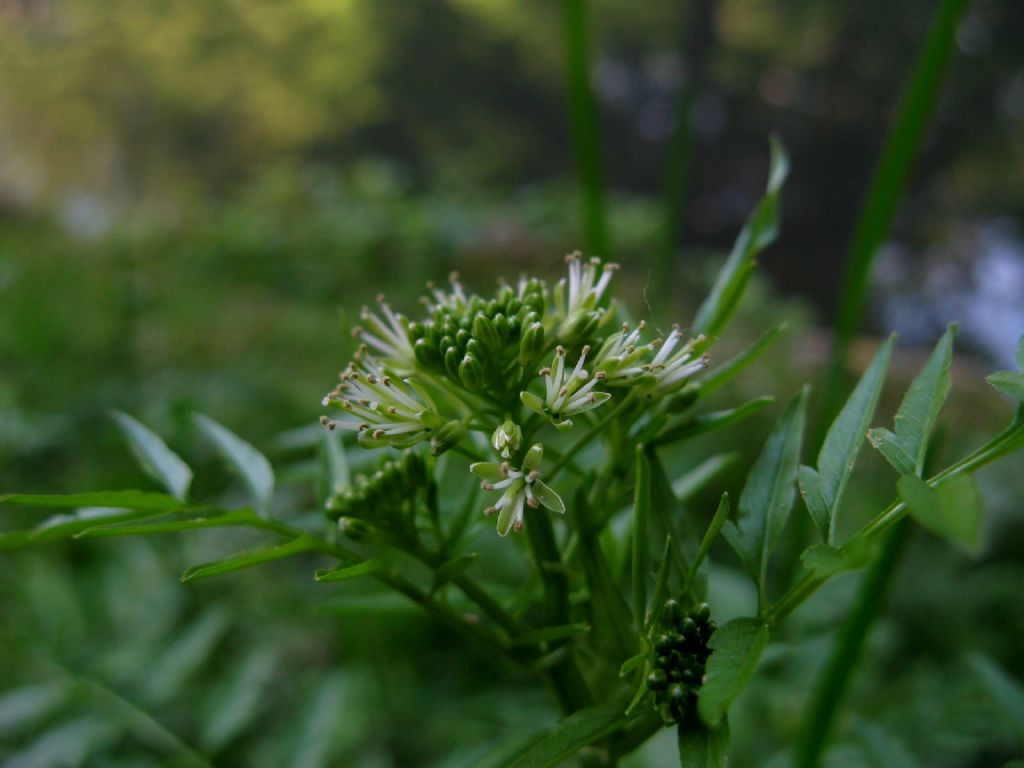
<box><xmin>193</xmin><ymin>413</ymin><xmax>275</xmax><ymax>515</ymax></box>
<box><xmin>898</xmin><ymin>474</ymin><xmax>982</xmax><ymax>553</ymax></box>
<box><xmin>315</xmin><ymin>559</ymin><xmax>377</xmax><ymax>582</ymax></box>
<box><xmin>733</xmin><ymin>389</ymin><xmax>807</xmax><ymax>597</ymax></box>
<box><xmin>633</xmin><ymin>447</ymin><xmax>652</xmax><ymax>634</ymax></box>
<box><xmin>693</xmin><ymin>137</ymin><xmax>789</xmax><ymax>340</ymax></box>
<box><xmin>112</xmin><ymin>411</ymin><xmax>193</xmax><ymax>501</ymax></box>
<box><xmin>987</xmin><ymin>371</ymin><xmax>1024</xmax><ymax>400</ymax></box>
<box><xmin>505</xmin><ymin>694</ymin><xmax>632</xmax><ymax>768</ymax></box>
<box><xmin>808</xmin><ymin>336</ymin><xmax>893</xmax><ymax>542</ymax></box>
<box><xmin>655</xmin><ymin>397</ymin><xmax>774</xmax><ymax>446</ymax></box>
<box><xmin>181</xmin><ymin>535</ymin><xmax>319</xmax><ymax>582</ymax></box>
<box><xmin>871</xmin><ymin>326</ymin><xmax>955</xmax><ymax>475</ymax></box>
<box><xmin>678</xmin><ymin>720</ymin><xmax>730</xmax><ymax>768</ymax></box>
<box><xmin>698</xmin><ymin>618</ymin><xmax>769</xmax><ymax>727</ymax></box>
<box><xmin>800</xmin><ymin>539</ymin><xmax>875</xmax><ymax>579</ymax></box>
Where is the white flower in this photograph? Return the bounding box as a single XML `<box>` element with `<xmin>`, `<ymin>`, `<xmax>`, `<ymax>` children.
<box><xmin>637</xmin><ymin>327</ymin><xmax>708</xmax><ymax>399</ymax></box>
<box><xmin>321</xmin><ymin>354</ymin><xmax>444</xmax><ymax>449</ymax></box>
<box><xmin>592</xmin><ymin>321</ymin><xmax>659</xmax><ymax>387</ymax></box>
<box><xmin>471</xmin><ymin>444</ymin><xmax>565</xmax><ymax>536</ymax></box>
<box><xmin>422</xmin><ymin>272</ymin><xmax>469</xmax><ymax>314</ymax></box>
<box><xmin>353</xmin><ymin>296</ymin><xmax>415</xmax><ymax>369</ymax></box>
<box><xmin>520</xmin><ymin>345</ymin><xmax>611</xmax><ymax>430</ymax></box>
<box><xmin>554</xmin><ymin>252</ymin><xmax>618</xmax><ymax>320</ymax></box>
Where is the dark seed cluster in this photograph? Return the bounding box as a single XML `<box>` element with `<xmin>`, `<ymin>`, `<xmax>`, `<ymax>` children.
<box><xmin>647</xmin><ymin>599</ymin><xmax>716</xmax><ymax>726</ymax></box>
<box><xmin>408</xmin><ymin>278</ymin><xmax>546</xmax><ymax>391</ymax></box>
<box><xmin>325</xmin><ymin>451</ymin><xmax>429</xmax><ymax>541</ymax></box>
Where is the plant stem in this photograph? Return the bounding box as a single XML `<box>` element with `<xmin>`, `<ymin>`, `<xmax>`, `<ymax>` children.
<box><xmin>549</xmin><ymin>394</ymin><xmax>636</xmax><ymax>482</ymax></box>
<box><xmin>562</xmin><ymin>0</ymin><xmax>609</xmax><ymax>257</ymax></box>
<box><xmin>793</xmin><ymin>519</ymin><xmax>911</xmax><ymax>768</ymax></box>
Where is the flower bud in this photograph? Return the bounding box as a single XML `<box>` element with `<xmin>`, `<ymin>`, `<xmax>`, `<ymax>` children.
<box><xmin>491</xmin><ymin>420</ymin><xmax>523</xmax><ymax>459</ymax></box>
<box><xmin>337</xmin><ymin>516</ymin><xmax>371</xmax><ymax>542</ymax></box>
<box><xmin>444</xmin><ymin>346</ymin><xmax>461</xmax><ymax>380</ymax></box>
<box><xmin>459</xmin><ymin>354</ymin><xmax>486</xmax><ymax>391</ymax></box>
<box><xmin>472</xmin><ymin>313</ymin><xmax>503</xmax><ymax>355</ymax></box>
<box><xmin>557</xmin><ymin>309</ymin><xmax>602</xmax><ymax>345</ymax></box>
<box><xmin>493</xmin><ymin>313</ymin><xmax>511</xmax><ymax>341</ymax></box>
<box><xmin>430</xmin><ymin>420</ymin><xmax>467</xmax><ymax>456</ymax></box>
<box><xmin>518</xmin><ymin>321</ymin><xmax>545</xmax><ymax>366</ymax></box>
<box><xmin>414</xmin><ymin>338</ymin><xmax>442</xmax><ymax>370</ymax></box>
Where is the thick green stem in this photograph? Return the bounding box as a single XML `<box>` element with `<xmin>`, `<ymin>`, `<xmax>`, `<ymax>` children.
<box><xmin>793</xmin><ymin>520</ymin><xmax>911</xmax><ymax>768</ymax></box>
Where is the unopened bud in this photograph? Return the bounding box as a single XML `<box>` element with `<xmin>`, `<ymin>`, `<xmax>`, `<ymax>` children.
<box><xmin>472</xmin><ymin>313</ymin><xmax>503</xmax><ymax>355</ymax></box>
<box><xmin>430</xmin><ymin>420</ymin><xmax>467</xmax><ymax>456</ymax></box>
<box><xmin>518</xmin><ymin>321</ymin><xmax>545</xmax><ymax>366</ymax></box>
<box><xmin>491</xmin><ymin>420</ymin><xmax>523</xmax><ymax>459</ymax></box>
<box><xmin>459</xmin><ymin>354</ymin><xmax>486</xmax><ymax>391</ymax></box>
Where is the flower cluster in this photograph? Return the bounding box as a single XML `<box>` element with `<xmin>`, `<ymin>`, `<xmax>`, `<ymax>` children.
<box><xmin>326</xmin><ymin>451</ymin><xmax>429</xmax><ymax>542</ymax></box>
<box><xmin>321</xmin><ymin>253</ymin><xmax>710</xmax><ymax>537</ymax></box>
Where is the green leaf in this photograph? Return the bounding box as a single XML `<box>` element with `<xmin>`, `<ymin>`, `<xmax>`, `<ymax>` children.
<box><xmin>314</xmin><ymin>558</ymin><xmax>377</xmax><ymax>583</ymax></box>
<box><xmin>0</xmin><ymin>490</ymin><xmax>183</xmax><ymax>511</ymax></box>
<box><xmin>868</xmin><ymin>326</ymin><xmax>955</xmax><ymax>476</ymax></box>
<box><xmin>619</xmin><ymin>652</ymin><xmax>647</xmax><ymax>678</ymax></box>
<box><xmin>76</xmin><ymin>509</ymin><xmax>262</xmax><ymax>538</ymax></box>
<box><xmin>0</xmin><ymin>684</ymin><xmax>68</xmax><ymax>738</ymax></box>
<box><xmin>969</xmin><ymin>654</ymin><xmax>1024</xmax><ymax>739</ymax></box>
<box><xmin>671</xmin><ymin>453</ymin><xmax>740</xmax><ymax>503</ymax></box>
<box><xmin>112</xmin><ymin>411</ymin><xmax>193</xmax><ymax>501</ymax></box>
<box><xmin>732</xmin><ymin>389</ymin><xmax>808</xmax><ymax>600</ymax></box>
<box><xmin>648</xmin><ymin>536</ymin><xmax>674</xmax><ymax>630</ymax></box>
<box><xmin>693</xmin><ymin>137</ymin><xmax>789</xmax><ymax>340</ymax></box>
<box><xmin>698</xmin><ymin>618</ymin><xmax>769</xmax><ymax>727</ymax></box>
<box><xmin>505</xmin><ymin>694</ymin><xmax>631</xmax><ymax>768</ymax></box>
<box><xmin>146</xmin><ymin>609</ymin><xmax>232</xmax><ymax>703</ymax></box>
<box><xmin>0</xmin><ymin>506</ymin><xmax>168</xmax><ymax>551</ymax></box>
<box><xmin>181</xmin><ymin>535</ymin><xmax>319</xmax><ymax>582</ymax></box>
<box><xmin>678</xmin><ymin>720</ymin><xmax>730</xmax><ymax>768</ymax></box>
<box><xmin>803</xmin><ymin>336</ymin><xmax>893</xmax><ymax>543</ymax></box>
<box><xmin>987</xmin><ymin>371</ymin><xmax>1024</xmax><ymax>400</ymax></box>
<box><xmin>655</xmin><ymin>397</ymin><xmax>774</xmax><ymax>447</ymax></box>
<box><xmin>193</xmin><ymin>413</ymin><xmax>275</xmax><ymax>515</ymax></box>
<box><xmin>695</xmin><ymin>324</ymin><xmax>785</xmax><ymax>397</ymax></box>
<box><xmin>4</xmin><ymin>717</ymin><xmax>121</xmax><ymax>768</ymax></box>
<box><xmin>800</xmin><ymin>539</ymin><xmax>875</xmax><ymax>579</ymax></box>
<box><xmin>689</xmin><ymin>494</ymin><xmax>730</xmax><ymax>582</ymax></box>
<box><xmin>633</xmin><ymin>447</ymin><xmax>652</xmax><ymax>634</ymax></box>
<box><xmin>898</xmin><ymin>474</ymin><xmax>981</xmax><ymax>553</ymax></box>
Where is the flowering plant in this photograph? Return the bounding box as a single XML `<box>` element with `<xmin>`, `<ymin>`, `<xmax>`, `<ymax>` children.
<box><xmin>3</xmin><ymin>144</ymin><xmax>1023</xmax><ymax>766</ymax></box>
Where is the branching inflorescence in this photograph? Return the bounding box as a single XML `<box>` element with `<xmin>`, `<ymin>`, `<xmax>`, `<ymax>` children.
<box><xmin>321</xmin><ymin>252</ymin><xmax>708</xmax><ymax>537</ymax></box>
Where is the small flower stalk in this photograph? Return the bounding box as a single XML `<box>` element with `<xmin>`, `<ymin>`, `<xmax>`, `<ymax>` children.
<box><xmin>471</xmin><ymin>444</ymin><xmax>565</xmax><ymax>536</ymax></box>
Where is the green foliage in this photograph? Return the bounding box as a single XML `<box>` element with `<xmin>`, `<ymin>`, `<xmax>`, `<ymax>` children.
<box><xmin>697</xmin><ymin>619</ymin><xmax>769</xmax><ymax>728</ymax></box>
<box><xmin>897</xmin><ymin>474</ymin><xmax>982</xmax><ymax>553</ymax></box>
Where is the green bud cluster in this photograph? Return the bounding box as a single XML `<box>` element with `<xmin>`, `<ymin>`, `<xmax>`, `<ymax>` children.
<box><xmin>408</xmin><ymin>279</ymin><xmax>546</xmax><ymax>391</ymax></box>
<box><xmin>647</xmin><ymin>599</ymin><xmax>716</xmax><ymax>726</ymax></box>
<box><xmin>325</xmin><ymin>451</ymin><xmax>430</xmax><ymax>541</ymax></box>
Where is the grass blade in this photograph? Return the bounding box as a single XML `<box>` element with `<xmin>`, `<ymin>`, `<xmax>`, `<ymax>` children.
<box><xmin>633</xmin><ymin>447</ymin><xmax>652</xmax><ymax>633</ymax></box>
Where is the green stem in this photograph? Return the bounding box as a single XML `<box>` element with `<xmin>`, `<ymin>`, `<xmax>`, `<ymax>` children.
<box><xmin>793</xmin><ymin>519</ymin><xmax>911</xmax><ymax>768</ymax></box>
<box><xmin>562</xmin><ymin>0</ymin><xmax>608</xmax><ymax>257</ymax></box>
<box><xmin>549</xmin><ymin>394</ymin><xmax>636</xmax><ymax>482</ymax></box>
<box><xmin>525</xmin><ymin>504</ymin><xmax>594</xmax><ymax>714</ymax></box>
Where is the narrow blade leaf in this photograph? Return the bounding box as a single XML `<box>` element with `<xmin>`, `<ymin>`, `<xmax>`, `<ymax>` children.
<box><xmin>505</xmin><ymin>694</ymin><xmax>631</xmax><ymax>768</ymax></box>
<box><xmin>734</xmin><ymin>389</ymin><xmax>808</xmax><ymax>595</ymax></box>
<box><xmin>315</xmin><ymin>559</ymin><xmax>377</xmax><ymax>583</ymax></box>
<box><xmin>871</xmin><ymin>326</ymin><xmax>955</xmax><ymax>475</ymax></box>
<box><xmin>0</xmin><ymin>491</ymin><xmax>182</xmax><ymax>511</ymax></box>
<box><xmin>112</xmin><ymin>411</ymin><xmax>193</xmax><ymax>501</ymax></box>
<box><xmin>633</xmin><ymin>447</ymin><xmax>652</xmax><ymax>633</ymax></box>
<box><xmin>697</xmin><ymin>618</ymin><xmax>769</xmax><ymax>727</ymax></box>
<box><xmin>808</xmin><ymin>336</ymin><xmax>894</xmax><ymax>542</ymax></box>
<box><xmin>655</xmin><ymin>397</ymin><xmax>774</xmax><ymax>447</ymax></box>
<box><xmin>193</xmin><ymin>413</ymin><xmax>275</xmax><ymax>515</ymax></box>
<box><xmin>693</xmin><ymin>137</ymin><xmax>789</xmax><ymax>340</ymax></box>
<box><xmin>181</xmin><ymin>536</ymin><xmax>318</xmax><ymax>582</ymax></box>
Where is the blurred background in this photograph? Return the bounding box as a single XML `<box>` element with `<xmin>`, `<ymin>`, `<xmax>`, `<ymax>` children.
<box><xmin>1</xmin><ymin>1</ymin><xmax>1023</xmax><ymax>766</ymax></box>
